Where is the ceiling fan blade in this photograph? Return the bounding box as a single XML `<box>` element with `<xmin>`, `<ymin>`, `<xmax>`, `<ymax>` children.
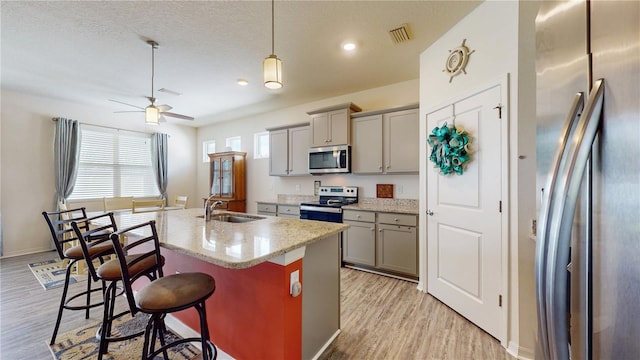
<box><xmin>109</xmin><ymin>99</ymin><xmax>145</xmax><ymax>110</ymax></box>
<box><xmin>157</xmin><ymin>104</ymin><xmax>173</xmax><ymax>112</ymax></box>
<box><xmin>161</xmin><ymin>112</ymin><xmax>194</xmax><ymax>121</ymax></box>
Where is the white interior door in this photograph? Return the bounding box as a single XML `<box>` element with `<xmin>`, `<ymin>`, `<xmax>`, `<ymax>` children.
<box><xmin>426</xmin><ymin>84</ymin><xmax>503</xmax><ymax>339</ymax></box>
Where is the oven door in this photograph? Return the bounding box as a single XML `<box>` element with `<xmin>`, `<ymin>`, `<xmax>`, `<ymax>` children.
<box><xmin>299</xmin><ymin>205</ymin><xmax>343</xmax><ymax>223</ymax></box>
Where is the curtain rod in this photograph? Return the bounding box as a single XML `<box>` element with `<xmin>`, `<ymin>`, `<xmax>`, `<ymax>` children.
<box><xmin>51</xmin><ymin>118</ymin><xmax>169</xmax><ymax>137</ymax></box>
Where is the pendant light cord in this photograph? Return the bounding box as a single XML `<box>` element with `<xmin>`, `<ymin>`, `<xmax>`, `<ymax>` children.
<box><xmin>271</xmin><ymin>0</ymin><xmax>275</xmax><ymax>54</ymax></box>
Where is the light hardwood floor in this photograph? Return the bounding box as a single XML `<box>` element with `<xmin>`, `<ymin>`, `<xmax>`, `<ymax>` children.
<box><xmin>1</xmin><ymin>251</ymin><xmax>515</xmax><ymax>359</ymax></box>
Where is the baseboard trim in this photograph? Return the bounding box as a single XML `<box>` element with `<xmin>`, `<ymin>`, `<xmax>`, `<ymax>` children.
<box><xmin>165</xmin><ymin>314</ymin><xmax>235</xmax><ymax>359</ymax></box>
<box><xmin>310</xmin><ymin>329</ymin><xmax>341</xmax><ymax>360</ymax></box>
<box><xmin>507</xmin><ymin>340</ymin><xmax>535</xmax><ymax>360</ymax></box>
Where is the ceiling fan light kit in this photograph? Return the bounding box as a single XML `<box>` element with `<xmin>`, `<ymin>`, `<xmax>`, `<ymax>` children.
<box><xmin>263</xmin><ymin>0</ymin><xmax>282</xmax><ymax>89</ymax></box>
<box><xmin>145</xmin><ymin>104</ymin><xmax>159</xmax><ymax>125</ymax></box>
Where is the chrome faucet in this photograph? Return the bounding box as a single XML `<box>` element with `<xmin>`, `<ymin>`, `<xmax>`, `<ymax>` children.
<box><xmin>204</xmin><ymin>195</ymin><xmax>224</xmax><ymax>221</ymax></box>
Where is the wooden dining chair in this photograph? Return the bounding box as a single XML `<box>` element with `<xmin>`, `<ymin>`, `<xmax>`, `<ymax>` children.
<box><xmin>174</xmin><ymin>195</ymin><xmax>188</xmax><ymax>209</ymax></box>
<box><xmin>132</xmin><ymin>199</ymin><xmax>165</xmax><ymax>213</ymax></box>
<box><xmin>103</xmin><ymin>196</ymin><xmax>133</xmax><ymax>211</ymax></box>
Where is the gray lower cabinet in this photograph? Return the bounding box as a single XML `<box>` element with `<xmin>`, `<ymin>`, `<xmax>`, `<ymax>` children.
<box><xmin>277</xmin><ymin>204</ymin><xmax>300</xmax><ymax>219</ymax></box>
<box><xmin>376</xmin><ymin>223</ymin><xmax>417</xmax><ymax>275</ymax></box>
<box><xmin>343</xmin><ymin>220</ymin><xmax>376</xmax><ymax>266</ymax></box>
<box><xmin>257</xmin><ymin>202</ymin><xmax>277</xmax><ymax>216</ymax></box>
<box><xmin>342</xmin><ymin>210</ymin><xmax>418</xmax><ymax>278</ymax></box>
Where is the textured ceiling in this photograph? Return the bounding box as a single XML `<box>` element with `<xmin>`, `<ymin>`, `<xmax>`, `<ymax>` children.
<box><xmin>1</xmin><ymin>1</ymin><xmax>481</xmax><ymax>127</ymax></box>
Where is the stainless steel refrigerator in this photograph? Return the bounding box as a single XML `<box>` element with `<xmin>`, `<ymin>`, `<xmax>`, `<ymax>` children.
<box><xmin>535</xmin><ymin>1</ymin><xmax>639</xmax><ymax>359</ymax></box>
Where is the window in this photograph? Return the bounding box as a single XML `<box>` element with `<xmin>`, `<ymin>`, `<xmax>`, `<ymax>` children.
<box><xmin>254</xmin><ymin>132</ymin><xmax>270</xmax><ymax>159</ymax></box>
<box><xmin>203</xmin><ymin>140</ymin><xmax>216</xmax><ymax>162</ymax></box>
<box><xmin>225</xmin><ymin>136</ymin><xmax>241</xmax><ymax>151</ymax></box>
<box><xmin>69</xmin><ymin>126</ymin><xmax>160</xmax><ymax>200</ymax></box>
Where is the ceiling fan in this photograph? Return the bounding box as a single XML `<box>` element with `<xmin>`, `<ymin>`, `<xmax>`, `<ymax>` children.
<box><xmin>110</xmin><ymin>40</ymin><xmax>194</xmax><ymax>123</ymax></box>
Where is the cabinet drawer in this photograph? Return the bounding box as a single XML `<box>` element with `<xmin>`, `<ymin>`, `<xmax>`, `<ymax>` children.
<box><xmin>257</xmin><ymin>203</ymin><xmax>277</xmax><ymax>214</ymax></box>
<box><xmin>377</xmin><ymin>212</ymin><xmax>416</xmax><ymax>226</ymax></box>
<box><xmin>277</xmin><ymin>205</ymin><xmax>300</xmax><ymax>216</ymax></box>
<box><xmin>343</xmin><ymin>210</ymin><xmax>375</xmax><ymax>223</ymax></box>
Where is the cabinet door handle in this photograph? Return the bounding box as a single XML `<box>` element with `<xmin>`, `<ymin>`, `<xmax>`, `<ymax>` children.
<box><xmin>378</xmin><ymin>229</ymin><xmax>383</xmax><ymax>232</ymax></box>
<box><xmin>394</xmin><ymin>218</ymin><xmax>399</xmax><ymax>222</ymax></box>
<box><xmin>379</xmin><ymin>166</ymin><xmax>383</xmax><ymax>170</ymax></box>
<box><xmin>370</xmin><ymin>228</ymin><xmax>375</xmax><ymax>231</ymax></box>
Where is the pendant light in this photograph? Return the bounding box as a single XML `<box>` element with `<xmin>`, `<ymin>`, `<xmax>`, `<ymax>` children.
<box><xmin>145</xmin><ymin>40</ymin><xmax>160</xmax><ymax>125</ymax></box>
<box><xmin>263</xmin><ymin>0</ymin><xmax>282</xmax><ymax>89</ymax></box>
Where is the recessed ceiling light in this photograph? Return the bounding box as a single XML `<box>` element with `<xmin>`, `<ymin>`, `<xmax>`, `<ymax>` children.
<box><xmin>237</xmin><ymin>79</ymin><xmax>249</xmax><ymax>86</ymax></box>
<box><xmin>342</xmin><ymin>42</ymin><xmax>357</xmax><ymax>51</ymax></box>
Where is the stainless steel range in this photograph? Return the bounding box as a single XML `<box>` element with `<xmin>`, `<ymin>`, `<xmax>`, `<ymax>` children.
<box><xmin>299</xmin><ymin>186</ymin><xmax>358</xmax><ymax>223</ymax></box>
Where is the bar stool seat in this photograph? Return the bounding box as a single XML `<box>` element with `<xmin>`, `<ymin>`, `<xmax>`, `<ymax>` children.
<box><xmin>97</xmin><ymin>255</ymin><xmax>165</xmax><ymax>281</ymax></box>
<box><xmin>137</xmin><ymin>272</ymin><xmax>215</xmax><ymax>312</ymax></box>
<box><xmin>64</xmin><ymin>241</ymin><xmax>113</xmax><ymax>259</ymax></box>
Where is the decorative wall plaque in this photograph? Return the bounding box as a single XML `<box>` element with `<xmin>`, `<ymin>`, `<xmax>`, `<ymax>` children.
<box><xmin>443</xmin><ymin>39</ymin><xmax>474</xmax><ymax>83</ymax></box>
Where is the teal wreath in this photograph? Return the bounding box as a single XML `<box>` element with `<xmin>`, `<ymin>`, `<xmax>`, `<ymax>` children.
<box><xmin>427</xmin><ymin>122</ymin><xmax>472</xmax><ymax>175</ymax></box>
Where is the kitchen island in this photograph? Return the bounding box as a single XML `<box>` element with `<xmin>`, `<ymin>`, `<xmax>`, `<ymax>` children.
<box><xmin>108</xmin><ymin>208</ymin><xmax>347</xmax><ymax>360</ymax></box>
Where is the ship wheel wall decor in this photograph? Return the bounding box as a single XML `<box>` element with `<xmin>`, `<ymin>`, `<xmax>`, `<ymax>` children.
<box><xmin>443</xmin><ymin>39</ymin><xmax>475</xmax><ymax>83</ymax></box>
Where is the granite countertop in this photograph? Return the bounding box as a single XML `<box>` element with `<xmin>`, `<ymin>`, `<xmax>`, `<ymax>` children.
<box><xmin>108</xmin><ymin>208</ymin><xmax>347</xmax><ymax>269</ymax></box>
<box><xmin>342</xmin><ymin>198</ymin><xmax>419</xmax><ymax>215</ymax></box>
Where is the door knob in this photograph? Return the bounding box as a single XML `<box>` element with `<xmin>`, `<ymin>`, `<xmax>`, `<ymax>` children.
<box><xmin>426</xmin><ymin>209</ymin><xmax>434</xmax><ymax>216</ymax></box>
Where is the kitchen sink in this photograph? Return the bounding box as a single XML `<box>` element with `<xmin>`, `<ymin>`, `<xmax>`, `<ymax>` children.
<box><xmin>197</xmin><ymin>213</ymin><xmax>265</xmax><ymax>223</ymax></box>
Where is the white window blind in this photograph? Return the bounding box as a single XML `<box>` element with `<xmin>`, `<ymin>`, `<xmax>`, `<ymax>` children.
<box><xmin>69</xmin><ymin>126</ymin><xmax>160</xmax><ymax>200</ymax></box>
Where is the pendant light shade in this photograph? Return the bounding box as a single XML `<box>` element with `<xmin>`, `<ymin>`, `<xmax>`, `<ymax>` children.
<box><xmin>264</xmin><ymin>0</ymin><xmax>282</xmax><ymax>89</ymax></box>
<box><xmin>264</xmin><ymin>54</ymin><xmax>282</xmax><ymax>89</ymax></box>
<box><xmin>145</xmin><ymin>104</ymin><xmax>159</xmax><ymax>125</ymax></box>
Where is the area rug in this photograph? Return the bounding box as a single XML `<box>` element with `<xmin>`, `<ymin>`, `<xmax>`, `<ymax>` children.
<box><xmin>28</xmin><ymin>259</ymin><xmax>78</xmax><ymax>290</ymax></box>
<box><xmin>48</xmin><ymin>314</ymin><xmax>200</xmax><ymax>360</ymax></box>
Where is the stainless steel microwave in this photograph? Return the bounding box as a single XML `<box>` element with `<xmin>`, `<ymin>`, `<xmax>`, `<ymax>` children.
<box><xmin>308</xmin><ymin>145</ymin><xmax>351</xmax><ymax>174</ymax></box>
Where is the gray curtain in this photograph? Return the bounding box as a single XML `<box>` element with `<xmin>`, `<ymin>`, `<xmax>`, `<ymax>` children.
<box><xmin>53</xmin><ymin>117</ymin><xmax>81</xmax><ymax>206</ymax></box>
<box><xmin>151</xmin><ymin>133</ymin><xmax>168</xmax><ymax>201</ymax></box>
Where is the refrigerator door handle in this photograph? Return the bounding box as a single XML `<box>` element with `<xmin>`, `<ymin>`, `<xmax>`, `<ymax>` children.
<box><xmin>546</xmin><ymin>79</ymin><xmax>604</xmax><ymax>360</ymax></box>
<box><xmin>536</xmin><ymin>92</ymin><xmax>585</xmax><ymax>360</ymax></box>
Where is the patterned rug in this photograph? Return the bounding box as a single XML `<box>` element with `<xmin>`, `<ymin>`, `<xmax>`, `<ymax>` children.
<box><xmin>48</xmin><ymin>313</ymin><xmax>200</xmax><ymax>360</ymax></box>
<box><xmin>28</xmin><ymin>259</ymin><xmax>78</xmax><ymax>290</ymax></box>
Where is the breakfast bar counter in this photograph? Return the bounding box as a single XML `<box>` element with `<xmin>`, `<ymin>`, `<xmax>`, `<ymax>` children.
<box><xmin>109</xmin><ymin>208</ymin><xmax>347</xmax><ymax>360</ymax></box>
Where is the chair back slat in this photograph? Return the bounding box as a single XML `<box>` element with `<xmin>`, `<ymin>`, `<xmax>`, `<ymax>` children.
<box><xmin>132</xmin><ymin>199</ymin><xmax>165</xmax><ymax>213</ymax></box>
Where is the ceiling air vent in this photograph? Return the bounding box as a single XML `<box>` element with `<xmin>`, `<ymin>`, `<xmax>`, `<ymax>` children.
<box><xmin>389</xmin><ymin>23</ymin><xmax>412</xmax><ymax>44</ymax></box>
<box><xmin>158</xmin><ymin>88</ymin><xmax>182</xmax><ymax>96</ymax></box>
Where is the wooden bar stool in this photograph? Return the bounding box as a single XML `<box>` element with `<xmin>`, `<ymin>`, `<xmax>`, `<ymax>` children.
<box><xmin>42</xmin><ymin>207</ymin><xmax>114</xmax><ymax>345</ymax></box>
<box><xmin>109</xmin><ymin>220</ymin><xmax>218</xmax><ymax>359</ymax></box>
<box><xmin>71</xmin><ymin>213</ymin><xmax>164</xmax><ymax>360</ymax></box>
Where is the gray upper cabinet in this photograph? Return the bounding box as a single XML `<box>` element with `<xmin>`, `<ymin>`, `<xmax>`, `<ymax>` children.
<box><xmin>269</xmin><ymin>129</ymin><xmax>288</xmax><ymax>176</ymax></box>
<box><xmin>268</xmin><ymin>124</ymin><xmax>310</xmax><ymax>176</ymax></box>
<box><xmin>352</xmin><ymin>114</ymin><xmax>383</xmax><ymax>173</ymax></box>
<box><xmin>352</xmin><ymin>104</ymin><xmax>419</xmax><ymax>174</ymax></box>
<box><xmin>307</xmin><ymin>103</ymin><xmax>361</xmax><ymax>147</ymax></box>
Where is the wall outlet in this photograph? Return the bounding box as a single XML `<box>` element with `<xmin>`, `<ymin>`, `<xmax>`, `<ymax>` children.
<box><xmin>295</xmin><ymin>184</ymin><xmax>301</xmax><ymax>192</ymax></box>
<box><xmin>397</xmin><ymin>185</ymin><xmax>404</xmax><ymax>194</ymax></box>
